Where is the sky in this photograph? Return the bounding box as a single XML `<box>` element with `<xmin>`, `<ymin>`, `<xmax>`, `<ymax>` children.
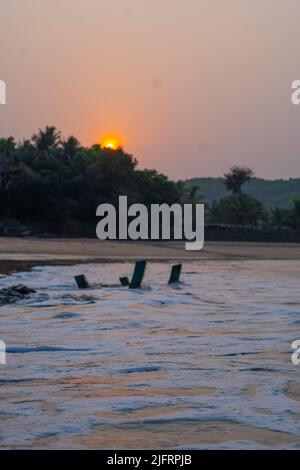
<box><xmin>1</xmin><ymin>0</ymin><xmax>300</xmax><ymax>180</ymax></box>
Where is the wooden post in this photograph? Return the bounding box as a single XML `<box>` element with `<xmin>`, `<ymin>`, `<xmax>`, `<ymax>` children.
<box><xmin>119</xmin><ymin>276</ymin><xmax>130</xmax><ymax>286</ymax></box>
<box><xmin>129</xmin><ymin>260</ymin><xmax>147</xmax><ymax>289</ymax></box>
<box><xmin>74</xmin><ymin>274</ymin><xmax>89</xmax><ymax>289</ymax></box>
<box><xmin>168</xmin><ymin>264</ymin><xmax>182</xmax><ymax>284</ymax></box>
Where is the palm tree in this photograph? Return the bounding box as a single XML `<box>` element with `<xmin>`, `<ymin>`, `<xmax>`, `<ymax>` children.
<box><xmin>61</xmin><ymin>136</ymin><xmax>80</xmax><ymax>160</ymax></box>
<box><xmin>209</xmin><ymin>200</ymin><xmax>219</xmax><ymax>222</ymax></box>
<box><xmin>224</xmin><ymin>166</ymin><xmax>254</xmax><ymax>194</ymax></box>
<box><xmin>187</xmin><ymin>185</ymin><xmax>202</xmax><ymax>205</ymax></box>
<box><xmin>0</xmin><ymin>153</ymin><xmax>20</xmax><ymax>195</ymax></box>
<box><xmin>270</xmin><ymin>207</ymin><xmax>288</xmax><ymax>227</ymax></box>
<box><xmin>180</xmin><ymin>184</ymin><xmax>203</xmax><ymax>205</ymax></box>
<box><xmin>0</xmin><ymin>137</ymin><xmax>16</xmax><ymax>156</ymax></box>
<box><xmin>32</xmin><ymin>126</ymin><xmax>61</xmax><ymax>153</ymax></box>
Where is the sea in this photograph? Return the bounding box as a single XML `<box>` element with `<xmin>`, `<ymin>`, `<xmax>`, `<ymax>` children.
<box><xmin>0</xmin><ymin>260</ymin><xmax>299</xmax><ymax>449</ymax></box>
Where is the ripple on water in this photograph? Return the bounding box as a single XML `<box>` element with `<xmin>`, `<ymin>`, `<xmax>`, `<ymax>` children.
<box><xmin>0</xmin><ymin>260</ymin><xmax>300</xmax><ymax>449</ymax></box>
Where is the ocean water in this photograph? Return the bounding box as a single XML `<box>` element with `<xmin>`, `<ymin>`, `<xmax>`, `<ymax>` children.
<box><xmin>0</xmin><ymin>260</ymin><xmax>299</xmax><ymax>449</ymax></box>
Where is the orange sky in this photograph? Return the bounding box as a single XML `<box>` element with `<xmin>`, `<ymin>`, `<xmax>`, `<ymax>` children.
<box><xmin>1</xmin><ymin>0</ymin><xmax>300</xmax><ymax>179</ymax></box>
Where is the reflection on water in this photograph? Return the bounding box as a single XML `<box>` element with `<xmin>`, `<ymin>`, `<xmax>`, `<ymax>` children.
<box><xmin>0</xmin><ymin>260</ymin><xmax>299</xmax><ymax>449</ymax></box>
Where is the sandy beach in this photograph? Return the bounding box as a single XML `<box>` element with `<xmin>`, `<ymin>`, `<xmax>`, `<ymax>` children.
<box><xmin>1</xmin><ymin>237</ymin><xmax>300</xmax><ymax>274</ymax></box>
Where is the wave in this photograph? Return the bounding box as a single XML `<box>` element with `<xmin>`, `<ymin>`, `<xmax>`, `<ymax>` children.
<box><xmin>6</xmin><ymin>345</ymin><xmax>90</xmax><ymax>354</ymax></box>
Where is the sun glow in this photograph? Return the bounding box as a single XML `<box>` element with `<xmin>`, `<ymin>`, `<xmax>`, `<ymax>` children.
<box><xmin>100</xmin><ymin>134</ymin><xmax>123</xmax><ymax>150</ymax></box>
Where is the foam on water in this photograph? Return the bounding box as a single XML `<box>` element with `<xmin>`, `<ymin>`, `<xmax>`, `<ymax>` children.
<box><xmin>0</xmin><ymin>260</ymin><xmax>300</xmax><ymax>449</ymax></box>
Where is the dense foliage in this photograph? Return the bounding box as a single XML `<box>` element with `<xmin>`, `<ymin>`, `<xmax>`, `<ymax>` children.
<box><xmin>0</xmin><ymin>127</ymin><xmax>182</xmax><ymax>235</ymax></box>
<box><xmin>0</xmin><ymin>129</ymin><xmax>300</xmax><ymax>236</ymax></box>
<box><xmin>185</xmin><ymin>166</ymin><xmax>300</xmax><ymax>229</ymax></box>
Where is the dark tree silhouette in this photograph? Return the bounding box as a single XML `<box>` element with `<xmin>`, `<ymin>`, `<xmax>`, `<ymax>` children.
<box><xmin>61</xmin><ymin>136</ymin><xmax>80</xmax><ymax>160</ymax></box>
<box><xmin>291</xmin><ymin>199</ymin><xmax>300</xmax><ymax>230</ymax></box>
<box><xmin>224</xmin><ymin>166</ymin><xmax>254</xmax><ymax>195</ymax></box>
<box><xmin>0</xmin><ymin>127</ymin><xmax>183</xmax><ymax>235</ymax></box>
<box><xmin>32</xmin><ymin>126</ymin><xmax>61</xmax><ymax>153</ymax></box>
<box><xmin>0</xmin><ymin>128</ymin><xmax>297</xmax><ymax>236</ymax></box>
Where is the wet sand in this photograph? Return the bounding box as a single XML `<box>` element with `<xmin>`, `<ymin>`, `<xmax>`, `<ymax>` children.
<box><xmin>1</xmin><ymin>237</ymin><xmax>300</xmax><ymax>274</ymax></box>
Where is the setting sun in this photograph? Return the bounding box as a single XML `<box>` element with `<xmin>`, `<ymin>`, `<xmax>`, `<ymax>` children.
<box><xmin>100</xmin><ymin>134</ymin><xmax>123</xmax><ymax>150</ymax></box>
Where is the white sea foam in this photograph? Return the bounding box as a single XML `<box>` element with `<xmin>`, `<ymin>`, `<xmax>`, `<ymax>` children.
<box><xmin>0</xmin><ymin>260</ymin><xmax>299</xmax><ymax>449</ymax></box>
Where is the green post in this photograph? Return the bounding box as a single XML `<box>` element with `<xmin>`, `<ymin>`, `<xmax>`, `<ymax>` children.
<box><xmin>168</xmin><ymin>264</ymin><xmax>182</xmax><ymax>284</ymax></box>
<box><xmin>120</xmin><ymin>276</ymin><xmax>130</xmax><ymax>286</ymax></box>
<box><xmin>74</xmin><ymin>274</ymin><xmax>89</xmax><ymax>289</ymax></box>
<box><xmin>129</xmin><ymin>260</ymin><xmax>147</xmax><ymax>289</ymax></box>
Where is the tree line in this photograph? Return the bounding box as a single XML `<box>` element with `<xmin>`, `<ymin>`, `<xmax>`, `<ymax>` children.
<box><xmin>0</xmin><ymin>127</ymin><xmax>181</xmax><ymax>235</ymax></box>
<box><xmin>0</xmin><ymin>127</ymin><xmax>299</xmax><ymax>235</ymax></box>
<box><xmin>200</xmin><ymin>166</ymin><xmax>300</xmax><ymax>229</ymax></box>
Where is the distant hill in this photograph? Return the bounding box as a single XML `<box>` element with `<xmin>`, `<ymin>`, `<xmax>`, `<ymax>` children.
<box><xmin>184</xmin><ymin>178</ymin><xmax>300</xmax><ymax>208</ymax></box>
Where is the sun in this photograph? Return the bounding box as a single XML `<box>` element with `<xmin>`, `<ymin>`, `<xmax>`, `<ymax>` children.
<box><xmin>100</xmin><ymin>134</ymin><xmax>123</xmax><ymax>150</ymax></box>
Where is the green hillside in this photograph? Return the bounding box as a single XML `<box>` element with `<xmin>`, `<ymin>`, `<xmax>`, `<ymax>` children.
<box><xmin>184</xmin><ymin>178</ymin><xmax>300</xmax><ymax>208</ymax></box>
